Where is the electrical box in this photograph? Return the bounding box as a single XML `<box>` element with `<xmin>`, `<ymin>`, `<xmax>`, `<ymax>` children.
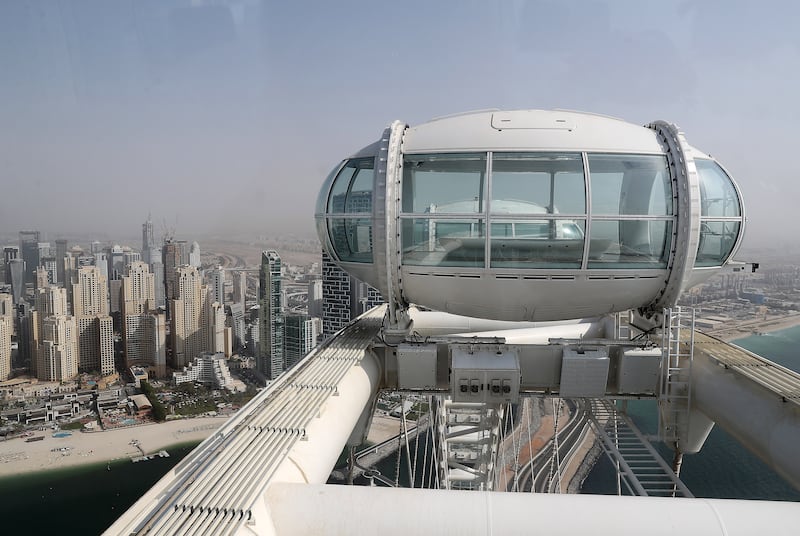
<box><xmin>451</xmin><ymin>347</ymin><xmax>520</xmax><ymax>403</ymax></box>
<box><xmin>559</xmin><ymin>346</ymin><xmax>610</xmax><ymax>398</ymax></box>
<box><xmin>617</xmin><ymin>347</ymin><xmax>661</xmax><ymax>394</ymax></box>
<box><xmin>397</xmin><ymin>344</ymin><xmax>438</xmax><ymax>389</ymax></box>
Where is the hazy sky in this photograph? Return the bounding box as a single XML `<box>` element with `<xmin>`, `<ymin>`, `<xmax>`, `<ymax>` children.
<box><xmin>1</xmin><ymin>1</ymin><xmax>798</xmax><ymax>248</ymax></box>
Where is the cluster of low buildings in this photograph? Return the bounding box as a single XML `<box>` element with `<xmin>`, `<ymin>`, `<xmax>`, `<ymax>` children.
<box><xmin>679</xmin><ymin>266</ymin><xmax>800</xmax><ymax>327</ymax></box>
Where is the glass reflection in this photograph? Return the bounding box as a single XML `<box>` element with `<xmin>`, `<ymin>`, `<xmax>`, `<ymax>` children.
<box><xmin>490</xmin><ymin>220</ymin><xmax>584</xmax><ymax>268</ymax></box>
<box><xmin>589</xmin><ymin>154</ymin><xmax>671</xmax><ymax>216</ymax></box>
<box><xmin>491</xmin><ymin>153</ymin><xmax>585</xmax><ymax>215</ymax></box>
<box><xmin>329</xmin><ymin>218</ymin><xmax>373</xmax><ymax>263</ymax></box>
<box><xmin>696</xmin><ymin>221</ymin><xmax>740</xmax><ymax>267</ymax></box>
<box><xmin>402</xmin><ymin>154</ymin><xmax>486</xmax><ymax>213</ymax></box>
<box><xmin>588</xmin><ymin>220</ymin><xmax>672</xmax><ymax>268</ymax></box>
<box><xmin>696</xmin><ymin>159</ymin><xmax>741</xmax><ymax>218</ymax></box>
<box><xmin>402</xmin><ymin>218</ymin><xmax>485</xmax><ymax>267</ymax></box>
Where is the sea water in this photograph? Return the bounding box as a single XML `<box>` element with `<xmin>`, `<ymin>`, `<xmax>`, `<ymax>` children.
<box><xmin>0</xmin><ymin>442</ymin><xmax>200</xmax><ymax>534</ymax></box>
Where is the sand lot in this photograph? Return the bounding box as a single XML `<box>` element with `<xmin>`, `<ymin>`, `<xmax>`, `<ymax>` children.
<box><xmin>0</xmin><ymin>417</ymin><xmax>224</xmax><ymax>477</ymax></box>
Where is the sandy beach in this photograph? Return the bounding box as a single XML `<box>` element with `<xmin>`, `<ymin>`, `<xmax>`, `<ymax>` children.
<box><xmin>366</xmin><ymin>414</ymin><xmax>408</xmax><ymax>444</ymax></box>
<box><xmin>704</xmin><ymin>313</ymin><xmax>800</xmax><ymax>342</ymax></box>
<box><xmin>0</xmin><ymin>416</ymin><xmax>225</xmax><ymax>477</ymax></box>
<box><xmin>3</xmin><ymin>313</ymin><xmax>798</xmax><ymax>481</ymax></box>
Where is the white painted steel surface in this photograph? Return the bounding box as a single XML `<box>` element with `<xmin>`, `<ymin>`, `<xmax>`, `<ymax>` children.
<box><xmin>406</xmin><ymin>308</ymin><xmax>595</xmax><ymax>337</ymax></box>
<box><xmin>104</xmin><ymin>308</ymin><xmax>384</xmax><ymax>536</ymax></box>
<box><xmin>266</xmin><ymin>483</ymin><xmax>799</xmax><ymax>536</ymax></box>
<box><xmin>402</xmin><ymin>110</ymin><xmax>663</xmax><ymax>154</ymax></box>
<box><xmin>691</xmin><ymin>332</ymin><xmax>800</xmax><ymax>489</ymax></box>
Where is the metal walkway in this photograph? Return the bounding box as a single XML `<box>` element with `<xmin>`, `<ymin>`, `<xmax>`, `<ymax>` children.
<box><xmin>692</xmin><ymin>331</ymin><xmax>800</xmax><ymax>406</ymax></box>
<box><xmin>587</xmin><ymin>399</ymin><xmax>693</xmax><ymax>498</ymax></box>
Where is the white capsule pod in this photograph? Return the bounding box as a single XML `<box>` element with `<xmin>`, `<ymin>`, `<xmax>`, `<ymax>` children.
<box><xmin>316</xmin><ymin>110</ymin><xmax>745</xmax><ymax>322</ymax></box>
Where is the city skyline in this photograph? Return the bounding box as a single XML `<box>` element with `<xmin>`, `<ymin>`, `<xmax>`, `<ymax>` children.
<box><xmin>1</xmin><ymin>2</ymin><xmax>799</xmax><ymax>249</ymax></box>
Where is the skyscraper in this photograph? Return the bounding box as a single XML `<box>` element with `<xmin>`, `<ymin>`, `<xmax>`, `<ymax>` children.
<box><xmin>228</xmin><ymin>302</ymin><xmax>246</xmax><ymax>350</ymax></box>
<box><xmin>37</xmin><ymin>314</ymin><xmax>78</xmax><ymax>382</ymax></box>
<box><xmin>75</xmin><ymin>316</ymin><xmax>114</xmax><ymax>375</ymax></box>
<box><xmin>189</xmin><ymin>241</ymin><xmax>201</xmax><ymax>269</ymax></box>
<box><xmin>3</xmin><ymin>246</ymin><xmax>18</xmax><ymax>285</ymax></box>
<box><xmin>0</xmin><ymin>308</ymin><xmax>12</xmax><ymax>381</ymax></box>
<box><xmin>17</xmin><ymin>303</ymin><xmax>33</xmax><ymax>369</ymax></box>
<box><xmin>0</xmin><ymin>293</ymin><xmax>13</xmax><ymax>317</ymax></box>
<box><xmin>210</xmin><ymin>266</ymin><xmax>225</xmax><ymax>306</ymax></box>
<box><xmin>2</xmin><ymin>293</ymin><xmax>16</xmax><ymax>374</ymax></box>
<box><xmin>0</xmin><ymin>293</ymin><xmax>13</xmax><ymax>377</ymax></box>
<box><xmin>73</xmin><ymin>266</ymin><xmax>114</xmax><ymax>375</ymax></box>
<box><xmin>211</xmin><ymin>300</ymin><xmax>226</xmax><ymax>354</ymax></box>
<box><xmin>123</xmin><ymin>313</ymin><xmax>167</xmax><ymax>377</ymax></box>
<box><xmin>162</xmin><ymin>240</ymin><xmax>183</xmax><ymax>304</ymax></box>
<box><xmin>108</xmin><ymin>244</ymin><xmax>125</xmax><ymax>281</ymax></box>
<box><xmin>258</xmin><ymin>250</ymin><xmax>284</xmax><ymax>380</ymax></box>
<box><xmin>170</xmin><ymin>266</ymin><xmax>210</xmax><ymax>368</ymax></box>
<box><xmin>93</xmin><ymin>251</ymin><xmax>109</xmax><ymax>282</ymax></box>
<box><xmin>151</xmin><ymin>260</ymin><xmax>165</xmax><ymax>309</ymax></box>
<box><xmin>122</xmin><ymin>261</ymin><xmax>155</xmax><ymax>315</ymax></box>
<box><xmin>34</xmin><ymin>286</ymin><xmax>69</xmax><ymax>318</ymax></box>
<box><xmin>123</xmin><ymin>249</ymin><xmax>141</xmax><ymax>267</ymax></box>
<box><xmin>284</xmin><ymin>314</ymin><xmax>317</xmax><ymax>369</ymax></box>
<box><xmin>40</xmin><ymin>258</ymin><xmax>58</xmax><ymax>285</ymax></box>
<box><xmin>232</xmin><ymin>270</ymin><xmax>247</xmax><ymax>306</ymax></box>
<box><xmin>121</xmin><ymin>261</ymin><xmax>166</xmax><ymax>375</ymax></box>
<box><xmin>55</xmin><ymin>239</ymin><xmax>68</xmax><ymax>285</ymax></box>
<box><xmin>19</xmin><ymin>230</ymin><xmax>41</xmax><ymax>285</ymax></box>
<box><xmin>321</xmin><ymin>251</ymin><xmax>383</xmax><ymax>339</ymax></box>
<box><xmin>7</xmin><ymin>259</ymin><xmax>24</xmax><ymax>304</ymax></box>
<box><xmin>109</xmin><ymin>280</ymin><xmax>123</xmax><ymax>314</ymax></box>
<box><xmin>62</xmin><ymin>253</ymin><xmax>77</xmax><ymax>312</ymax></box>
<box><xmin>31</xmin><ymin>285</ymin><xmax>69</xmax><ymax>377</ymax></box>
<box><xmin>73</xmin><ymin>266</ymin><xmax>108</xmax><ymax>317</ymax></box>
<box><xmin>142</xmin><ymin>216</ymin><xmax>155</xmax><ymax>265</ymax></box>
<box><xmin>35</xmin><ymin>266</ymin><xmax>50</xmax><ymax>289</ymax></box>
<box><xmin>37</xmin><ymin>242</ymin><xmax>51</xmax><ymax>264</ymax></box>
<box><xmin>308</xmin><ymin>278</ymin><xmax>323</xmax><ymax>317</ymax></box>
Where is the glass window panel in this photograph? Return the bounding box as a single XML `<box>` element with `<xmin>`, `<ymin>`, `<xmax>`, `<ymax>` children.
<box><xmin>490</xmin><ymin>220</ymin><xmax>585</xmax><ymax>269</ymax></box>
<box><xmin>514</xmin><ymin>222</ymin><xmax>551</xmax><ymax>238</ymax></box>
<box><xmin>492</xmin><ymin>153</ymin><xmax>585</xmax><ymax>215</ymax></box>
<box><xmin>401</xmin><ymin>218</ymin><xmax>485</xmax><ymax>267</ymax></box>
<box><xmin>695</xmin><ymin>221</ymin><xmax>740</xmax><ymax>267</ymax></box>
<box><xmin>696</xmin><ymin>159</ymin><xmax>741</xmax><ymax>218</ymax></box>
<box><xmin>588</xmin><ymin>220</ymin><xmax>672</xmax><ymax>268</ymax></box>
<box><xmin>328</xmin><ymin>218</ymin><xmax>373</xmax><ymax>263</ymax></box>
<box><xmin>402</xmin><ymin>154</ymin><xmax>486</xmax><ymax>213</ymax></box>
<box><xmin>345</xmin><ymin>164</ymin><xmax>374</xmax><ymax>213</ymax></box>
<box><xmin>589</xmin><ymin>154</ymin><xmax>671</xmax><ymax>216</ymax></box>
<box><xmin>317</xmin><ymin>161</ymin><xmax>344</xmax><ymax>216</ymax></box>
<box><xmin>327</xmin><ymin>158</ymin><xmax>373</xmax><ymax>214</ymax></box>
<box><xmin>327</xmin><ymin>165</ymin><xmax>357</xmax><ymax>214</ymax></box>
<box><xmin>490</xmin><ymin>220</ymin><xmax>584</xmax><ymax>239</ymax></box>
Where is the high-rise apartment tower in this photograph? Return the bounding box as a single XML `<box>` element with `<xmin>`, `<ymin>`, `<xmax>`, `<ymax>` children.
<box><xmin>258</xmin><ymin>251</ymin><xmax>284</xmax><ymax>380</ymax></box>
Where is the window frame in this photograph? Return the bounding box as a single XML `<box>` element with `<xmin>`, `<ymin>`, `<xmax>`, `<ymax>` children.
<box><xmin>399</xmin><ymin>151</ymin><xmax>677</xmax><ymax>270</ymax></box>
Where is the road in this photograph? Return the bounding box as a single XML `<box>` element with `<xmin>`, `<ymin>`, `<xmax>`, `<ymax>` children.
<box><xmin>514</xmin><ymin>399</ymin><xmax>592</xmax><ymax>493</ymax></box>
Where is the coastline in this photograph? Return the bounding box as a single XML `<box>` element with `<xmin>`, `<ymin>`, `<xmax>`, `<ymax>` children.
<box><xmin>0</xmin><ymin>416</ymin><xmax>224</xmax><ymax>478</ymax></box>
<box><xmin>4</xmin><ymin>314</ymin><xmax>799</xmax><ymax>485</ymax></box>
<box><xmin>703</xmin><ymin>312</ymin><xmax>800</xmax><ymax>342</ymax></box>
